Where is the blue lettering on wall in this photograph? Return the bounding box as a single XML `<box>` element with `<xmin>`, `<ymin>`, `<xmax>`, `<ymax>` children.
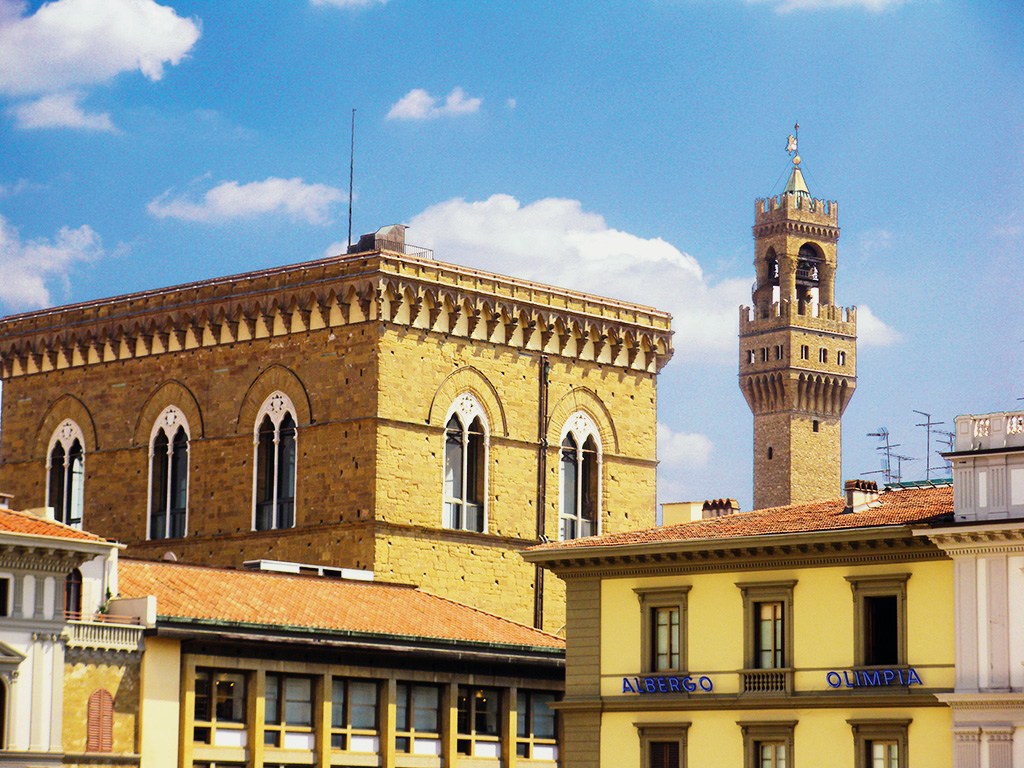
<box><xmin>621</xmin><ymin>675</ymin><xmax>715</xmax><ymax>694</ymax></box>
<box><xmin>827</xmin><ymin>668</ymin><xmax>924</xmax><ymax>689</ymax></box>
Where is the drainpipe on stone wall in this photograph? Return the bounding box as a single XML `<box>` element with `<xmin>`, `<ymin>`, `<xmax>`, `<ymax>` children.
<box><xmin>534</xmin><ymin>355</ymin><xmax>550</xmax><ymax>629</ymax></box>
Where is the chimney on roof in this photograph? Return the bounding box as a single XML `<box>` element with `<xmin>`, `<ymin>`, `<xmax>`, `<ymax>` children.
<box><xmin>702</xmin><ymin>498</ymin><xmax>740</xmax><ymax>518</ymax></box>
<box><xmin>0</xmin><ymin>492</ymin><xmax>12</xmax><ymax>510</ymax></box>
<box><xmin>348</xmin><ymin>224</ymin><xmax>407</xmax><ymax>255</ymax></box>
<box><xmin>26</xmin><ymin>506</ymin><xmax>56</xmax><ymax>520</ymax></box>
<box><xmin>844</xmin><ymin>479</ymin><xmax>879</xmax><ymax>513</ymax></box>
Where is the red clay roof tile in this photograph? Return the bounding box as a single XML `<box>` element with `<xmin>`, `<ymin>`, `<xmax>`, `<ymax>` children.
<box><xmin>117</xmin><ymin>559</ymin><xmax>564</xmax><ymax>651</ymax></box>
<box><xmin>0</xmin><ymin>507</ymin><xmax>108</xmax><ymax>543</ymax></box>
<box><xmin>530</xmin><ymin>485</ymin><xmax>954</xmax><ymax>552</ymax></box>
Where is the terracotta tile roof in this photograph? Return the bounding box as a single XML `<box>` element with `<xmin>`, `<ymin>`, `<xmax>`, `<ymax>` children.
<box><xmin>530</xmin><ymin>484</ymin><xmax>954</xmax><ymax>552</ymax></box>
<box><xmin>0</xmin><ymin>507</ymin><xmax>108</xmax><ymax>543</ymax></box>
<box><xmin>117</xmin><ymin>559</ymin><xmax>564</xmax><ymax>651</ymax></box>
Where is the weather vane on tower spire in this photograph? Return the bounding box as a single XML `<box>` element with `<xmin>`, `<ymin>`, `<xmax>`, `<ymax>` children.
<box><xmin>786</xmin><ymin>122</ymin><xmax>800</xmax><ymax>166</ymax></box>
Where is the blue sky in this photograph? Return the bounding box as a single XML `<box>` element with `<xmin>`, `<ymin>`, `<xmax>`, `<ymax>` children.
<box><xmin>0</xmin><ymin>0</ymin><xmax>1021</xmax><ymax>510</ymax></box>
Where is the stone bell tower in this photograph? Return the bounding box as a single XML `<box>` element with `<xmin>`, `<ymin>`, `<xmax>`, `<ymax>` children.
<box><xmin>739</xmin><ymin>129</ymin><xmax>857</xmax><ymax>510</ymax></box>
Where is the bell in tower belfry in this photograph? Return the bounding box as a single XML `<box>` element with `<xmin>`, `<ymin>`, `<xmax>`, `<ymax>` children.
<box><xmin>738</xmin><ymin>127</ymin><xmax>857</xmax><ymax>510</ymax></box>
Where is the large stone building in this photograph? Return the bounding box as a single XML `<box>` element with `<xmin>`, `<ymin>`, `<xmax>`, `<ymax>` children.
<box><xmin>739</xmin><ymin>153</ymin><xmax>857</xmax><ymax>510</ymax></box>
<box><xmin>0</xmin><ymin>226</ymin><xmax>674</xmax><ymax>633</ymax></box>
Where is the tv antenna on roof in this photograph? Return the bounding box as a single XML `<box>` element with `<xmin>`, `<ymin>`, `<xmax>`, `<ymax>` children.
<box><xmin>867</xmin><ymin>428</ymin><xmax>901</xmax><ymax>485</ymax></box>
<box><xmin>913</xmin><ymin>410</ymin><xmax>946</xmax><ymax>481</ymax></box>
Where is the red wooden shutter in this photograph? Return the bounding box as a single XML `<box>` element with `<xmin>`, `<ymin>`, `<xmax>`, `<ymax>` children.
<box><xmin>86</xmin><ymin>689</ymin><xmax>113</xmax><ymax>752</ymax></box>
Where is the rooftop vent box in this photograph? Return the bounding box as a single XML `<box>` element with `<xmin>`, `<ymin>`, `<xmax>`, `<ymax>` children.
<box><xmin>243</xmin><ymin>559</ymin><xmax>374</xmax><ymax>581</ymax></box>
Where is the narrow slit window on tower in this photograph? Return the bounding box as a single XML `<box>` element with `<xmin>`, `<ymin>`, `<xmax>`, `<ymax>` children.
<box><xmin>760</xmin><ymin>347</ymin><xmax>769</xmax><ymax>363</ymax></box>
<box><xmin>818</xmin><ymin>348</ymin><xmax>828</xmax><ymax>364</ymax></box>
<box><xmin>838</xmin><ymin>350</ymin><xmax>847</xmax><ymax>366</ymax></box>
<box><xmin>813</xmin><ymin>420</ymin><xmax>820</xmax><ymax>433</ymax></box>
<box><xmin>774</xmin><ymin>345</ymin><xmax>783</xmax><ymax>360</ymax></box>
<box><xmin>767</xmin><ymin>447</ymin><xmax>773</xmax><ymax>460</ymax></box>
<box><xmin>747</xmin><ymin>350</ymin><xmax>756</xmax><ymax>365</ymax></box>
<box><xmin>800</xmin><ymin>345</ymin><xmax>809</xmax><ymax>360</ymax></box>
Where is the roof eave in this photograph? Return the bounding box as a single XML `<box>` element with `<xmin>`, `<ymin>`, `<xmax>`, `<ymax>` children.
<box><xmin>522</xmin><ymin>519</ymin><xmax>947</xmax><ymax>569</ymax></box>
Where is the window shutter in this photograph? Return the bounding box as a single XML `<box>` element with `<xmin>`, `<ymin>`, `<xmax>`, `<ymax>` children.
<box><xmin>650</xmin><ymin>740</ymin><xmax>680</xmax><ymax>768</ymax></box>
<box><xmin>86</xmin><ymin>689</ymin><xmax>114</xmax><ymax>752</ymax></box>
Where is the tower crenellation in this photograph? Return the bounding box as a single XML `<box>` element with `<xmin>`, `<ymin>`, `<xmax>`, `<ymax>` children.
<box><xmin>740</xmin><ymin>133</ymin><xmax>857</xmax><ymax>510</ymax></box>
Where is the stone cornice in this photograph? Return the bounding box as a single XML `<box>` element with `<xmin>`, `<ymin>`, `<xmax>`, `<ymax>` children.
<box><xmin>921</xmin><ymin>522</ymin><xmax>1024</xmax><ymax>555</ymax></box>
<box><xmin>0</xmin><ymin>250</ymin><xmax>674</xmax><ymax>380</ymax></box>
<box><xmin>524</xmin><ymin>527</ymin><xmax>947</xmax><ymax>579</ymax></box>
<box><xmin>0</xmin><ymin>542</ymin><xmax>98</xmax><ymax>573</ymax></box>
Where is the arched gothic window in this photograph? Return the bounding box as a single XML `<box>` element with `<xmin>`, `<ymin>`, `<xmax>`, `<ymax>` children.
<box><xmin>443</xmin><ymin>394</ymin><xmax>488</xmax><ymax>533</ymax></box>
<box><xmin>253</xmin><ymin>392</ymin><xmax>297</xmax><ymax>531</ymax></box>
<box><xmin>559</xmin><ymin>412</ymin><xmax>601</xmax><ymax>541</ymax></box>
<box><xmin>47</xmin><ymin>419</ymin><xmax>85</xmax><ymax>528</ymax></box>
<box><xmin>149</xmin><ymin>406</ymin><xmax>190</xmax><ymax>540</ymax></box>
<box><xmin>65</xmin><ymin>569</ymin><xmax>83</xmax><ymax>619</ymax></box>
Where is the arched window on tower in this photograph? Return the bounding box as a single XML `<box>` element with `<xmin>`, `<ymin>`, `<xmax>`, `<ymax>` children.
<box><xmin>47</xmin><ymin>419</ymin><xmax>85</xmax><ymax>528</ymax></box>
<box><xmin>559</xmin><ymin>412</ymin><xmax>601</xmax><ymax>540</ymax></box>
<box><xmin>149</xmin><ymin>406</ymin><xmax>190</xmax><ymax>540</ymax></box>
<box><xmin>253</xmin><ymin>392</ymin><xmax>297</xmax><ymax>531</ymax></box>
<box><xmin>442</xmin><ymin>394</ymin><xmax>488</xmax><ymax>532</ymax></box>
<box><xmin>796</xmin><ymin>243</ymin><xmax>822</xmax><ymax>315</ymax></box>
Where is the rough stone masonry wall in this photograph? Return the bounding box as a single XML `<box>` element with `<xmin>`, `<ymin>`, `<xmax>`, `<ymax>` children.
<box><xmin>0</xmin><ymin>323</ymin><xmax>380</xmax><ymax>562</ymax></box>
<box><xmin>63</xmin><ymin>653</ymin><xmax>140</xmax><ymax>758</ymax></box>
<box><xmin>754</xmin><ymin>412</ymin><xmax>842</xmax><ymax>509</ymax></box>
<box><xmin>374</xmin><ymin>326</ymin><xmax>657</xmax><ymax>631</ymax></box>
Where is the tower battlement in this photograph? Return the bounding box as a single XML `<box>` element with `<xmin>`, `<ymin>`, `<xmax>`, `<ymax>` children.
<box><xmin>739</xmin><ymin>301</ymin><xmax>857</xmax><ymax>334</ymax></box>
<box><xmin>754</xmin><ymin>193</ymin><xmax>838</xmax><ymax>228</ymax></box>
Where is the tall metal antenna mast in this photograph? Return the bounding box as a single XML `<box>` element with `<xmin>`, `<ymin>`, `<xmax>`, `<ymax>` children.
<box><xmin>936</xmin><ymin>429</ymin><xmax>955</xmax><ymax>475</ymax></box>
<box><xmin>913</xmin><ymin>410</ymin><xmax>945</xmax><ymax>481</ymax></box>
<box><xmin>348</xmin><ymin>108</ymin><xmax>356</xmax><ymax>250</ymax></box>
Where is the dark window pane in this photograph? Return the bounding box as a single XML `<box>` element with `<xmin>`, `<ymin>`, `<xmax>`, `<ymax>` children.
<box><xmin>49</xmin><ymin>443</ymin><xmax>66</xmax><ymax>523</ymax></box>
<box><xmin>865</xmin><ymin>595</ymin><xmax>899</xmax><ymax>666</ymax></box>
<box><xmin>150</xmin><ymin>430</ymin><xmax>169</xmax><ymax>539</ymax></box>
<box><xmin>650</xmin><ymin>740</ymin><xmax>680</xmax><ymax>768</ymax></box>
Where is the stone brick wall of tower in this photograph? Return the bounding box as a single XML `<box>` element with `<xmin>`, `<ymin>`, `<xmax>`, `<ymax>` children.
<box><xmin>753</xmin><ymin>412</ymin><xmax>842</xmax><ymax>510</ymax></box>
<box><xmin>63</xmin><ymin>655</ymin><xmax>140</xmax><ymax>758</ymax></box>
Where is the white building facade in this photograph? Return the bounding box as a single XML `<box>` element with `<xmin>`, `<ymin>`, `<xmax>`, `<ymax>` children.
<box><xmin>927</xmin><ymin>410</ymin><xmax>1024</xmax><ymax>768</ymax></box>
<box><xmin>0</xmin><ymin>503</ymin><xmax>122</xmax><ymax>766</ymax></box>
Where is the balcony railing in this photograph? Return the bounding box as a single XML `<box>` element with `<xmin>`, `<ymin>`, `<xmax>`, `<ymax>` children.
<box><xmin>740</xmin><ymin>668</ymin><xmax>792</xmax><ymax>694</ymax></box>
<box><xmin>66</xmin><ymin>614</ymin><xmax>144</xmax><ymax>652</ymax></box>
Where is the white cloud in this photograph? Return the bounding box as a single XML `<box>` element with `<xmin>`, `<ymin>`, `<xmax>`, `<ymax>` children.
<box><xmin>748</xmin><ymin>0</ymin><xmax>908</xmax><ymax>11</ymax></box>
<box><xmin>406</xmin><ymin>194</ymin><xmax>751</xmax><ymax>361</ymax></box>
<box><xmin>856</xmin><ymin>304</ymin><xmax>902</xmax><ymax>347</ymax></box>
<box><xmin>387</xmin><ymin>87</ymin><xmax>482</xmax><ymax>121</ymax></box>
<box><xmin>506</xmin><ymin>98</ymin><xmax>517</xmax><ymax>110</ymax></box>
<box><xmin>658</xmin><ymin>422</ymin><xmax>714</xmax><ymax>470</ymax></box>
<box><xmin>9</xmin><ymin>91</ymin><xmax>115</xmax><ymax>131</ymax></box>
<box><xmin>147</xmin><ymin>177</ymin><xmax>346</xmax><ymax>225</ymax></box>
<box><xmin>0</xmin><ymin>0</ymin><xmax>200</xmax><ymax>96</ymax></box>
<box><xmin>0</xmin><ymin>177</ymin><xmax>46</xmax><ymax>197</ymax></box>
<box><xmin>0</xmin><ymin>214</ymin><xmax>104</xmax><ymax>309</ymax></box>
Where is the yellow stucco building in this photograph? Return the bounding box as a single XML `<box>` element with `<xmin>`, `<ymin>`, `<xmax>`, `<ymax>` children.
<box><xmin>524</xmin><ymin>480</ymin><xmax>957</xmax><ymax>768</ymax></box>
